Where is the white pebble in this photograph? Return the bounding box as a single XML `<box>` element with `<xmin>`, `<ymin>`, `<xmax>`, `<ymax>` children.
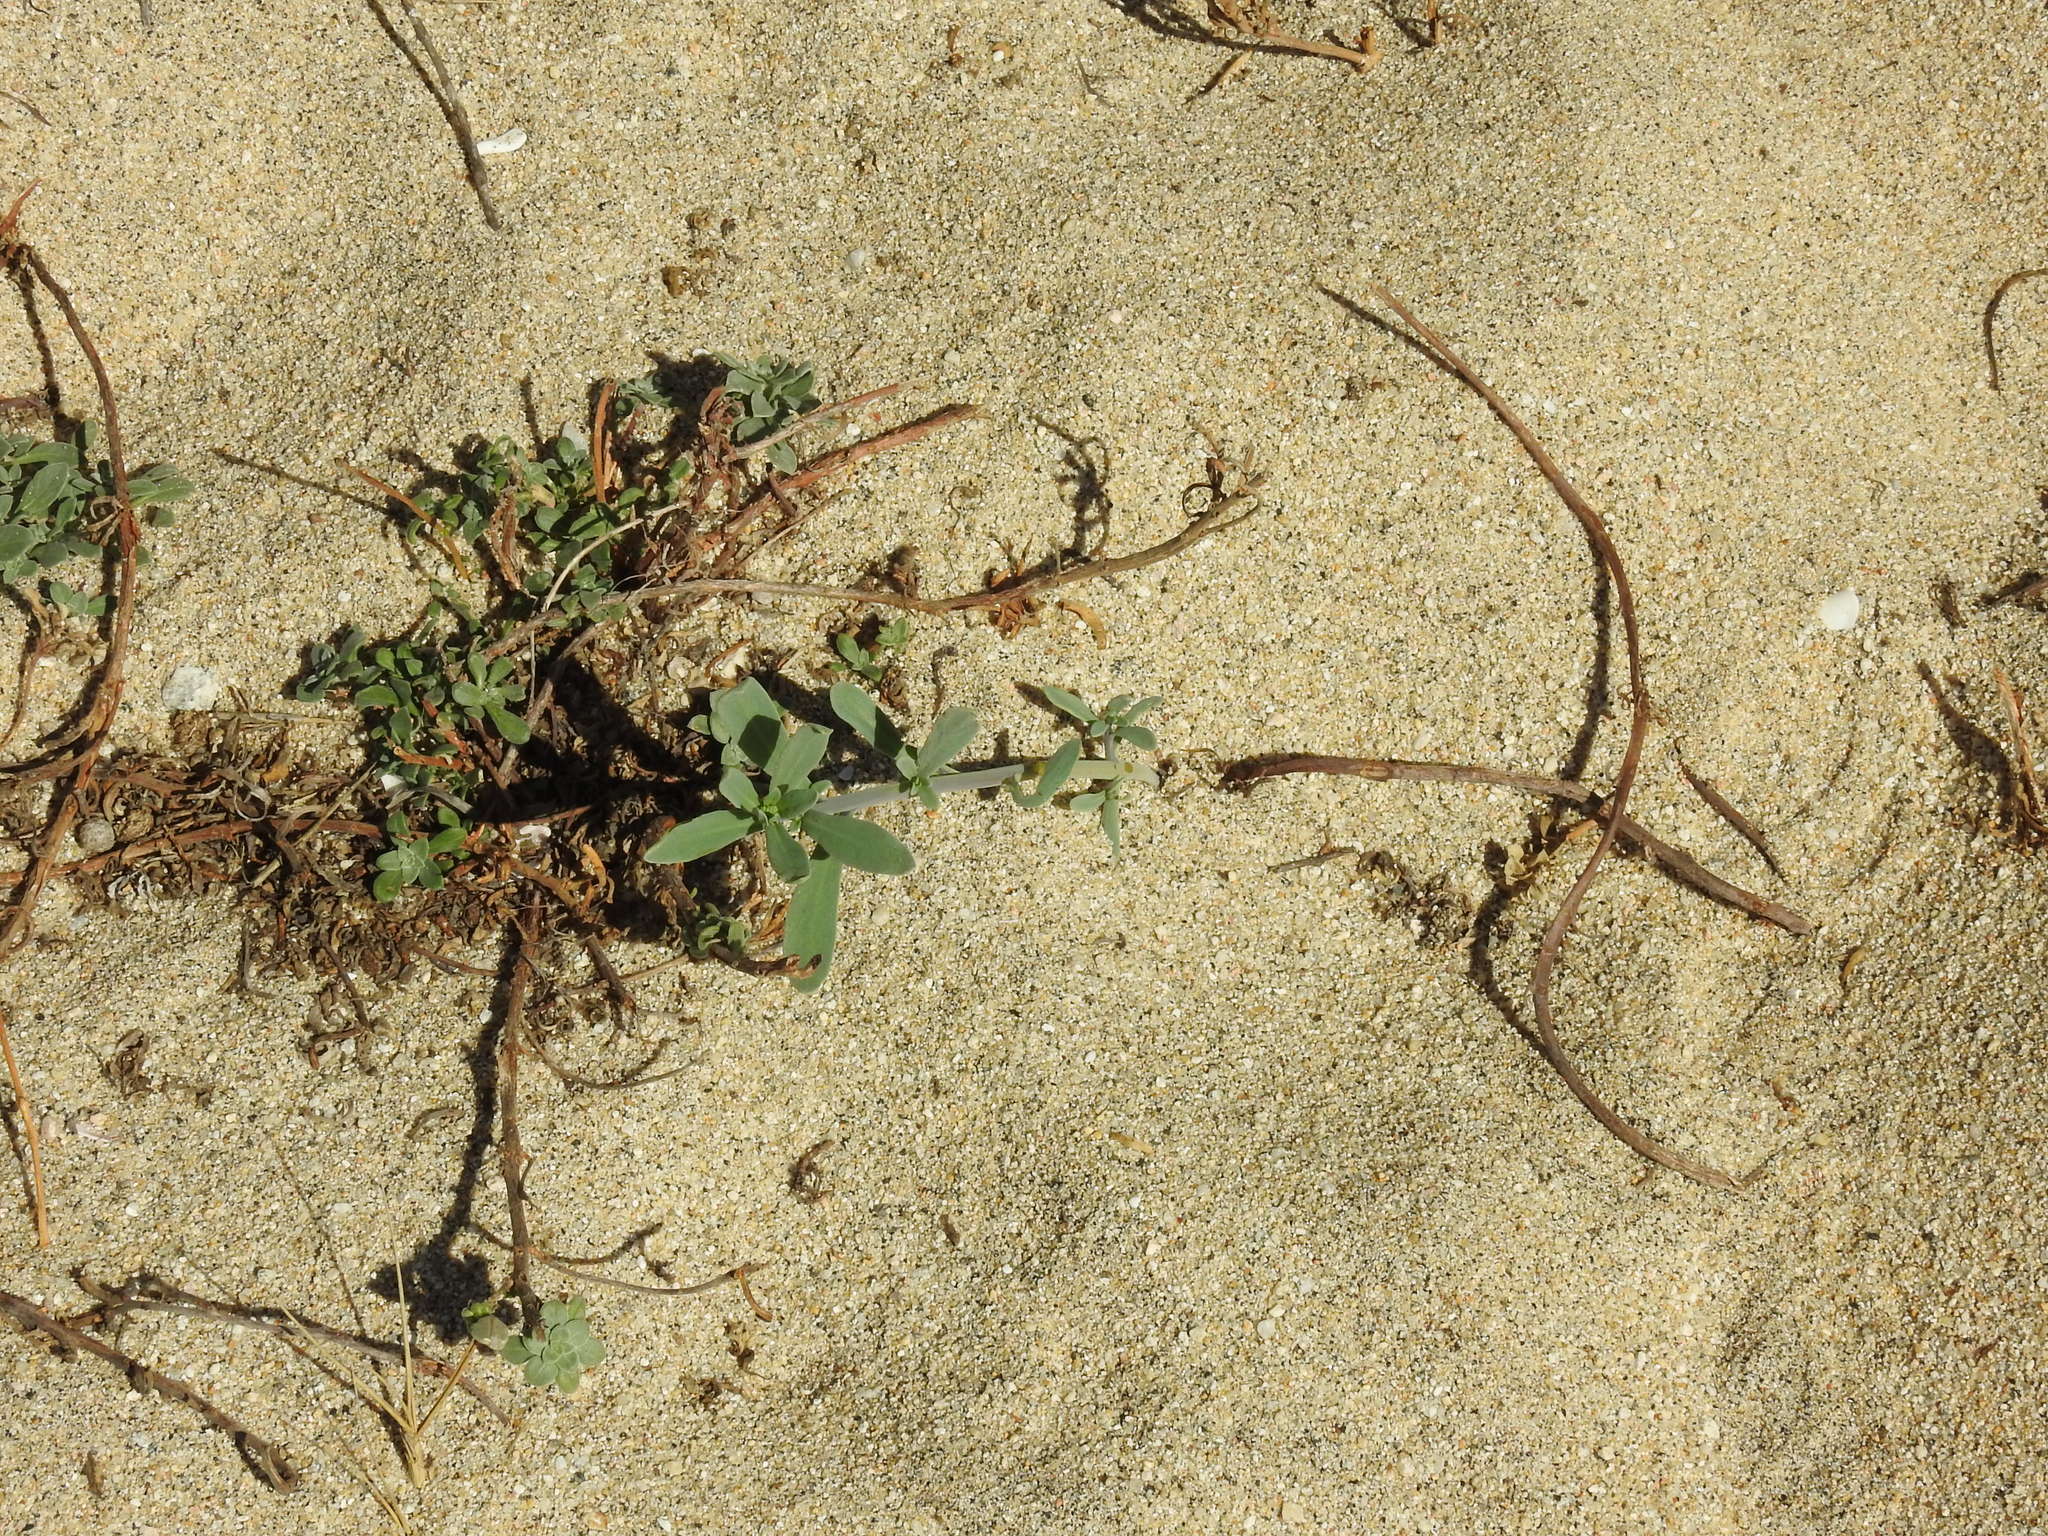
<box><xmin>160</xmin><ymin>665</ymin><xmax>221</xmax><ymax>711</ymax></box>
<box><xmin>1818</xmin><ymin>589</ymin><xmax>1861</xmax><ymax>631</ymax></box>
<box><xmin>1255</xmin><ymin>1318</ymin><xmax>1278</xmax><ymax>1342</ymax></box>
<box><xmin>474</xmin><ymin>127</ymin><xmax>527</xmax><ymax>156</ymax></box>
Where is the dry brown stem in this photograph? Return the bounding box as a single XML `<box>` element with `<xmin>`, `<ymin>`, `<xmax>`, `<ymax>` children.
<box><xmin>1224</xmin><ymin>754</ymin><xmax>1811</xmax><ymax>935</ymax></box>
<box><xmin>0</xmin><ymin>203</ymin><xmax>147</xmax><ymax>1243</ymax></box>
<box><xmin>0</xmin><ymin>1287</ymin><xmax>302</xmax><ymax>1489</ymax></box>
<box><xmin>1351</xmin><ymin>282</ymin><xmax>1766</xmax><ymax>1190</ymax></box>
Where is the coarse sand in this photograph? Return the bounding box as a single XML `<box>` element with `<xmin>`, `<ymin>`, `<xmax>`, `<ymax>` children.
<box><xmin>0</xmin><ymin>1</ymin><xmax>2045</xmax><ymax>1531</ymax></box>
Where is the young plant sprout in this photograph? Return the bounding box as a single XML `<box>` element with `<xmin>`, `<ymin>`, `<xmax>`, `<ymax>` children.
<box><xmin>645</xmin><ymin>679</ymin><xmax>1161</xmax><ymax>990</ymax></box>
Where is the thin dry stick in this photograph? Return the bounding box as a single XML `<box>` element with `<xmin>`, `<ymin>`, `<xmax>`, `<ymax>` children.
<box><xmin>1209</xmin><ymin>0</ymin><xmax>1382</xmax><ymax>69</ymax></box>
<box><xmin>377</xmin><ymin>0</ymin><xmax>503</xmax><ymax>231</ymax></box>
<box><xmin>498</xmin><ymin>906</ymin><xmax>542</xmax><ymax>1334</ymax></box>
<box><xmin>1984</xmin><ymin>268</ymin><xmax>2048</xmax><ymax>391</ymax></box>
<box><xmin>622</xmin><ymin>481</ymin><xmax>1263</xmax><ymax>619</ymax></box>
<box><xmin>0</xmin><ymin>1288</ymin><xmax>302</xmax><ymax>1490</ymax></box>
<box><xmin>1363</xmin><ymin>281</ymin><xmax>1745</xmax><ymax>1190</ymax></box>
<box><xmin>732</xmin><ymin>383</ymin><xmax>904</xmax><ymax>461</ymax></box>
<box><xmin>72</xmin><ymin>1274</ymin><xmax>509</xmax><ymax>1424</ymax></box>
<box><xmin>470</xmin><ymin>1222</ymin><xmax>760</xmax><ymax>1297</ymax></box>
<box><xmin>1677</xmin><ymin>759</ymin><xmax>1783</xmax><ymax>878</ymax></box>
<box><xmin>1224</xmin><ymin>755</ymin><xmax>1811</xmax><ymax>935</ymax></box>
<box><xmin>0</xmin><ymin>206</ymin><xmax>147</xmax><ymax>1244</ymax></box>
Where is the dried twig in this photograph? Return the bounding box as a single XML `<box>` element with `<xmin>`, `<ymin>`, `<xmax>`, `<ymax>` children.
<box><xmin>1984</xmin><ymin>267</ymin><xmax>2048</xmax><ymax>392</ymax></box>
<box><xmin>1207</xmin><ymin>0</ymin><xmax>1382</xmax><ymax>70</ymax></box>
<box><xmin>1995</xmin><ymin>666</ymin><xmax>2047</xmax><ymax>840</ymax></box>
<box><xmin>71</xmin><ymin>1274</ymin><xmax>509</xmax><ymax>1424</ymax></box>
<box><xmin>1224</xmin><ymin>754</ymin><xmax>1810</xmax><ymax>935</ymax></box>
<box><xmin>371</xmin><ymin>0</ymin><xmax>504</xmax><ymax>231</ymax></box>
<box><xmin>626</xmin><ymin>475</ymin><xmax>1263</xmax><ymax>619</ymax></box>
<box><xmin>1677</xmin><ymin>760</ymin><xmax>1784</xmax><ymax>878</ymax></box>
<box><xmin>0</xmin><ymin>1287</ymin><xmax>302</xmax><ymax>1490</ymax></box>
<box><xmin>1351</xmin><ymin>282</ymin><xmax>1760</xmax><ymax>1190</ymax></box>
<box><xmin>0</xmin><ymin>198</ymin><xmax>147</xmax><ymax>1243</ymax></box>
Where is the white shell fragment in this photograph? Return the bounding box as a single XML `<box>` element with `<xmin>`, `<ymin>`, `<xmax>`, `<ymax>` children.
<box><xmin>160</xmin><ymin>664</ymin><xmax>222</xmax><ymax>711</ymax></box>
<box><xmin>1818</xmin><ymin>589</ymin><xmax>1862</xmax><ymax>631</ymax></box>
<box><xmin>474</xmin><ymin>127</ymin><xmax>527</xmax><ymax>156</ymax></box>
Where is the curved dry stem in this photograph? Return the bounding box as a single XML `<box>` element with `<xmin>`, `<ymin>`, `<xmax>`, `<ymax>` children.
<box><xmin>1363</xmin><ymin>282</ymin><xmax>1746</xmax><ymax>1190</ymax></box>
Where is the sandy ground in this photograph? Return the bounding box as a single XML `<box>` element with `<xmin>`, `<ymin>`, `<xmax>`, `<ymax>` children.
<box><xmin>0</xmin><ymin>0</ymin><xmax>2044</xmax><ymax>1530</ymax></box>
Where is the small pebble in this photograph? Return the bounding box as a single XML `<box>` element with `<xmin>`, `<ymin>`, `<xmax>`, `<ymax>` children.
<box><xmin>160</xmin><ymin>664</ymin><xmax>221</xmax><ymax>711</ymax></box>
<box><xmin>474</xmin><ymin>127</ymin><xmax>527</xmax><ymax>155</ymax></box>
<box><xmin>75</xmin><ymin>817</ymin><xmax>117</xmax><ymax>855</ymax></box>
<box><xmin>1256</xmin><ymin>1318</ymin><xmax>1278</xmax><ymax>1342</ymax></box>
<box><xmin>1818</xmin><ymin>589</ymin><xmax>1861</xmax><ymax>631</ymax></box>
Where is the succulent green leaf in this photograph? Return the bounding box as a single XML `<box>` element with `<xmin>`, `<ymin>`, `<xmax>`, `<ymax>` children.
<box><xmin>46</xmin><ymin>579</ymin><xmax>105</xmax><ymax>617</ymax></box>
<box><xmin>1009</xmin><ymin>738</ymin><xmax>1082</xmax><ymax>808</ymax></box>
<box><xmin>485</xmin><ymin>704</ymin><xmax>532</xmax><ymax>744</ymax></box>
<box><xmin>645</xmin><ymin>809</ymin><xmax>754</xmax><ymax>864</ymax></box>
<box><xmin>828</xmin><ymin>682</ymin><xmax>908</xmax><ymax>761</ymax></box>
<box><xmin>763</xmin><ymin>818</ymin><xmax>810</xmax><ymax>883</ymax></box>
<box><xmin>1040</xmin><ymin>684</ymin><xmax>1096</xmax><ymax>725</ymax></box>
<box><xmin>803</xmin><ymin>811</ymin><xmax>913</xmax><ymax>876</ymax></box>
<box><xmin>1116</xmin><ymin>724</ymin><xmax>1157</xmax><ymax>752</ymax></box>
<box><xmin>765</xmin><ymin>722</ymin><xmax>831</xmax><ymax>792</ymax></box>
<box><xmin>915</xmin><ymin>707</ymin><xmax>979</xmax><ymax>775</ymax></box>
<box><xmin>16</xmin><ymin>461</ymin><xmax>71</xmax><ymax>522</ymax></box>
<box><xmin>784</xmin><ymin>857</ymin><xmax>842</xmax><ymax>993</ymax></box>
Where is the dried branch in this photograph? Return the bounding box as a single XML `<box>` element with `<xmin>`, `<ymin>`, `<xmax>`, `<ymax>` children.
<box><xmin>0</xmin><ymin>200</ymin><xmax>148</xmax><ymax>1244</ymax></box>
<box><xmin>1984</xmin><ymin>267</ymin><xmax>2048</xmax><ymax>391</ymax></box>
<box><xmin>1355</xmin><ymin>282</ymin><xmax>1759</xmax><ymax>1190</ymax></box>
<box><xmin>0</xmin><ymin>1287</ymin><xmax>302</xmax><ymax>1490</ymax></box>
<box><xmin>71</xmin><ymin>1273</ymin><xmax>510</xmax><ymax>1425</ymax></box>
<box><xmin>1222</xmin><ymin>754</ymin><xmax>1811</xmax><ymax>935</ymax></box>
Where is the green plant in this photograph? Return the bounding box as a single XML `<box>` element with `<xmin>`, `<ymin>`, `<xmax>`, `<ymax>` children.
<box><xmin>407</xmin><ymin>433</ymin><xmax>658</xmax><ymax>626</ymax></box>
<box><xmin>827</xmin><ymin>615</ymin><xmax>910</xmax><ymax>687</ymax></box>
<box><xmin>1037</xmin><ymin>687</ymin><xmax>1162</xmax><ymax>859</ymax></box>
<box><xmin>0</xmin><ymin>424</ymin><xmax>188</xmax><ymax>615</ymax></box>
<box><xmin>371</xmin><ymin>809</ymin><xmax>470</xmax><ymax>903</ymax></box>
<box><xmin>715</xmin><ymin>354</ymin><xmax>818</xmax><ymax>472</ymax></box>
<box><xmin>463</xmin><ymin>1295</ymin><xmax>604</xmax><ymax>1393</ymax></box>
<box><xmin>645</xmin><ymin>679</ymin><xmax>1160</xmax><ymax>990</ymax></box>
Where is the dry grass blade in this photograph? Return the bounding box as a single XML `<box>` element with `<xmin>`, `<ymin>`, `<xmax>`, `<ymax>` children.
<box><xmin>1356</xmin><ymin>281</ymin><xmax>1748</xmax><ymax>1190</ymax></box>
<box><xmin>1995</xmin><ymin>667</ymin><xmax>2047</xmax><ymax>840</ymax></box>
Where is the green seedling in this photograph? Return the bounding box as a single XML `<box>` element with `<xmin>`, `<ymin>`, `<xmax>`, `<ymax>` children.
<box><xmin>827</xmin><ymin>615</ymin><xmax>910</xmax><ymax>687</ymax></box>
<box><xmin>715</xmin><ymin>354</ymin><xmax>819</xmax><ymax>472</ymax></box>
<box><xmin>0</xmin><ymin>424</ymin><xmax>189</xmax><ymax>614</ymax></box>
<box><xmin>1037</xmin><ymin>687</ymin><xmax>1161</xmax><ymax>860</ymax></box>
<box><xmin>646</xmin><ymin>679</ymin><xmax>1160</xmax><ymax>989</ymax></box>
<box><xmin>463</xmin><ymin>1295</ymin><xmax>604</xmax><ymax>1394</ymax></box>
<box><xmin>372</xmin><ymin>809</ymin><xmax>470</xmax><ymax>903</ymax></box>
